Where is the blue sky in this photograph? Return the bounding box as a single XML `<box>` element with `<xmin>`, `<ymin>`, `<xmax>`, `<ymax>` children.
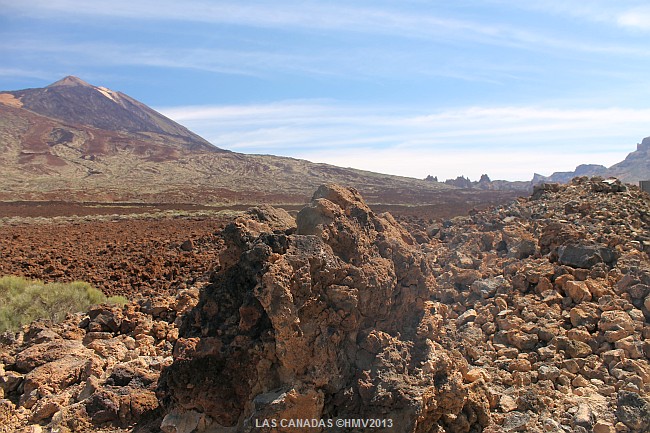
<box><xmin>2</xmin><ymin>0</ymin><xmax>650</xmax><ymax>180</ymax></box>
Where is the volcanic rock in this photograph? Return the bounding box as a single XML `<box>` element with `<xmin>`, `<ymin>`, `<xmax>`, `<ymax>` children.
<box><xmin>0</xmin><ymin>288</ymin><xmax>197</xmax><ymax>432</ymax></box>
<box><xmin>158</xmin><ymin>184</ymin><xmax>491</xmax><ymax>432</ymax></box>
<box><xmin>557</xmin><ymin>244</ymin><xmax>618</xmax><ymax>269</ymax></box>
<box><xmin>616</xmin><ymin>390</ymin><xmax>650</xmax><ymax>432</ymax></box>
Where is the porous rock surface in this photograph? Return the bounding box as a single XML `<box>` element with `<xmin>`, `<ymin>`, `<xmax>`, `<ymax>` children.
<box><xmin>1</xmin><ymin>178</ymin><xmax>649</xmax><ymax>433</ymax></box>
<box><xmin>0</xmin><ymin>287</ymin><xmax>201</xmax><ymax>433</ymax></box>
<box><xmin>158</xmin><ymin>185</ymin><xmax>489</xmax><ymax>432</ymax></box>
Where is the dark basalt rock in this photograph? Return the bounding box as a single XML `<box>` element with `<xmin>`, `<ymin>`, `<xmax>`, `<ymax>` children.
<box><xmin>557</xmin><ymin>244</ymin><xmax>618</xmax><ymax>269</ymax></box>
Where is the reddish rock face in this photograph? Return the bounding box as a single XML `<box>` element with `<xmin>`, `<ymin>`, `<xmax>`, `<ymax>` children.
<box><xmin>158</xmin><ymin>184</ymin><xmax>490</xmax><ymax>432</ymax></box>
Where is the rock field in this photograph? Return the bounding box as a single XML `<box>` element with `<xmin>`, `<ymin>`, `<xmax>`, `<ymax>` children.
<box><xmin>0</xmin><ymin>218</ymin><xmax>228</xmax><ymax>298</ymax></box>
<box><xmin>1</xmin><ymin>177</ymin><xmax>649</xmax><ymax>432</ymax></box>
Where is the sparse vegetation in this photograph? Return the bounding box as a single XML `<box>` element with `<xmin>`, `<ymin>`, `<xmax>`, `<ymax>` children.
<box><xmin>0</xmin><ymin>275</ymin><xmax>127</xmax><ymax>332</ymax></box>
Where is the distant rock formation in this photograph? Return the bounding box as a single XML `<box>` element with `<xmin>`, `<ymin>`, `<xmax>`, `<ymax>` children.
<box><xmin>428</xmin><ymin>136</ymin><xmax>649</xmax><ymax>189</ymax></box>
<box><xmin>445</xmin><ymin>175</ymin><xmax>475</xmax><ymax>189</ymax></box>
<box><xmin>533</xmin><ymin>136</ymin><xmax>650</xmax><ymax>184</ymax></box>
<box><xmin>532</xmin><ymin>164</ymin><xmax>608</xmax><ymax>184</ymax></box>
<box><xmin>608</xmin><ymin>137</ymin><xmax>650</xmax><ymax>183</ymax></box>
<box><xmin>425</xmin><ymin>174</ymin><xmax>532</xmax><ymax>191</ymax></box>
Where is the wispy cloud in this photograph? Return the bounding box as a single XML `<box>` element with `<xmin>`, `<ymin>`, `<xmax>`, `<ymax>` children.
<box><xmin>4</xmin><ymin>0</ymin><xmax>650</xmax><ymax>96</ymax></box>
<box><xmin>491</xmin><ymin>1</ymin><xmax>650</xmax><ymax>32</ymax></box>
<box><xmin>0</xmin><ymin>67</ymin><xmax>54</xmax><ymax>80</ymax></box>
<box><xmin>0</xmin><ymin>0</ymin><xmax>507</xmax><ymax>36</ymax></box>
<box><xmin>0</xmin><ymin>37</ymin><xmax>552</xmax><ymax>84</ymax></box>
<box><xmin>488</xmin><ymin>1</ymin><xmax>619</xmax><ymax>23</ymax></box>
<box><xmin>2</xmin><ymin>0</ymin><xmax>642</xmax><ymax>56</ymax></box>
<box><xmin>617</xmin><ymin>7</ymin><xmax>650</xmax><ymax>30</ymax></box>
<box><xmin>158</xmin><ymin>101</ymin><xmax>649</xmax><ymax>180</ymax></box>
<box><xmin>0</xmin><ymin>39</ymin><xmax>348</xmax><ymax>78</ymax></box>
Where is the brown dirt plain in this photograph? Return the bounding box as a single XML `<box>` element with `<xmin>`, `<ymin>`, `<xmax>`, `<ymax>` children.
<box><xmin>0</xmin><ymin>190</ymin><xmax>520</xmax><ymax>300</ymax></box>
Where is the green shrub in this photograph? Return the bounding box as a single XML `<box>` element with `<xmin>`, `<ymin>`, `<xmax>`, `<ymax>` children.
<box><xmin>0</xmin><ymin>276</ymin><xmax>124</xmax><ymax>333</ymax></box>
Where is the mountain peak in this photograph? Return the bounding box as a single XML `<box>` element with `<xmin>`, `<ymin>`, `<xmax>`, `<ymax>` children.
<box><xmin>6</xmin><ymin>77</ymin><xmax>218</xmax><ymax>152</ymax></box>
<box><xmin>47</xmin><ymin>76</ymin><xmax>93</xmax><ymax>88</ymax></box>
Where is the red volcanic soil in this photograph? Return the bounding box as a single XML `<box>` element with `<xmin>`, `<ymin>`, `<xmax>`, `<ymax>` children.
<box><xmin>0</xmin><ymin>217</ymin><xmax>228</xmax><ymax>298</ymax></box>
<box><xmin>0</xmin><ymin>190</ymin><xmax>520</xmax><ymax>300</ymax></box>
<box><xmin>373</xmin><ymin>189</ymin><xmax>522</xmax><ymax>220</ymax></box>
<box><xmin>0</xmin><ymin>201</ymin><xmax>225</xmax><ymax>218</ymax></box>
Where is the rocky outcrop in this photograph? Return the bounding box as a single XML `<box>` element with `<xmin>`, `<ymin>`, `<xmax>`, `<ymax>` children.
<box><xmin>158</xmin><ymin>184</ymin><xmax>491</xmax><ymax>432</ymax></box>
<box><xmin>533</xmin><ymin>164</ymin><xmax>609</xmax><ymax>184</ymax></box>
<box><xmin>435</xmin><ymin>175</ymin><xmax>532</xmax><ymax>192</ymax></box>
<box><xmin>608</xmin><ymin>136</ymin><xmax>650</xmax><ymax>183</ymax></box>
<box><xmin>0</xmin><ymin>287</ymin><xmax>201</xmax><ymax>432</ymax></box>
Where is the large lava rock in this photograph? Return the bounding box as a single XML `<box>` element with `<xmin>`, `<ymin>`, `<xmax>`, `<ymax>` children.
<box><xmin>158</xmin><ymin>184</ymin><xmax>490</xmax><ymax>432</ymax></box>
<box><xmin>557</xmin><ymin>244</ymin><xmax>618</xmax><ymax>269</ymax></box>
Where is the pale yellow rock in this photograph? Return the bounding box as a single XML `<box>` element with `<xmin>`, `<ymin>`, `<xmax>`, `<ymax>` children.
<box><xmin>495</xmin><ymin>297</ymin><xmax>508</xmax><ymax>311</ymax></box>
<box><xmin>464</xmin><ymin>368</ymin><xmax>487</xmax><ymax>383</ymax></box>
<box><xmin>571</xmin><ymin>375</ymin><xmax>590</xmax><ymax>388</ymax></box>
<box><xmin>499</xmin><ymin>394</ymin><xmax>517</xmax><ymax>412</ymax></box>
<box><xmin>593</xmin><ymin>420</ymin><xmax>616</xmax><ymax>433</ymax></box>
<box><xmin>565</xmin><ymin>280</ymin><xmax>591</xmax><ymax>303</ymax></box>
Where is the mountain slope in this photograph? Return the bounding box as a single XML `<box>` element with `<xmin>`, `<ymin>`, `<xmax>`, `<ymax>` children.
<box><xmin>607</xmin><ymin>136</ymin><xmax>650</xmax><ymax>182</ymax></box>
<box><xmin>533</xmin><ymin>137</ymin><xmax>649</xmax><ymax>184</ymax></box>
<box><xmin>0</xmin><ymin>77</ymin><xmax>458</xmax><ymax>205</ymax></box>
<box><xmin>3</xmin><ymin>76</ymin><xmax>216</xmax><ymax>152</ymax></box>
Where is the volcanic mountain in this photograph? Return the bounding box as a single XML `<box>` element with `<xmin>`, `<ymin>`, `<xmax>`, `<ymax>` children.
<box><xmin>2</xmin><ymin>76</ymin><xmax>215</xmax><ymax>152</ymax></box>
<box><xmin>0</xmin><ymin>76</ymin><xmax>466</xmax><ymax>205</ymax></box>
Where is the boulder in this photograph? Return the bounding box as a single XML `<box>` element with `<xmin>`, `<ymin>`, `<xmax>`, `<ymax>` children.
<box><xmin>573</xmin><ymin>403</ymin><xmax>594</xmax><ymax>430</ymax></box>
<box><xmin>21</xmin><ymin>355</ymin><xmax>89</xmax><ymax>401</ymax></box>
<box><xmin>599</xmin><ymin>310</ymin><xmax>635</xmax><ymax>343</ymax></box>
<box><xmin>616</xmin><ymin>390</ymin><xmax>650</xmax><ymax>432</ymax></box>
<box><xmin>592</xmin><ymin>178</ymin><xmax>627</xmax><ymax>193</ymax></box>
<box><xmin>557</xmin><ymin>244</ymin><xmax>617</xmax><ymax>269</ymax></box>
<box><xmin>158</xmin><ymin>184</ymin><xmax>491</xmax><ymax>432</ymax></box>
<box><xmin>14</xmin><ymin>339</ymin><xmax>90</xmax><ymax>373</ymax></box>
<box><xmin>564</xmin><ymin>340</ymin><xmax>593</xmax><ymax>358</ymax></box>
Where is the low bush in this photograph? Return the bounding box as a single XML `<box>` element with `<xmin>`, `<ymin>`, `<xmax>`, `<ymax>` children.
<box><xmin>0</xmin><ymin>275</ymin><xmax>127</xmax><ymax>332</ymax></box>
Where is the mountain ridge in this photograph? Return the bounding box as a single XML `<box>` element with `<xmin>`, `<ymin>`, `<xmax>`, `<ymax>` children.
<box><xmin>0</xmin><ymin>77</ymin><xmax>474</xmax><ymax>206</ymax></box>
<box><xmin>430</xmin><ymin>138</ymin><xmax>649</xmax><ymax>190</ymax></box>
<box><xmin>533</xmin><ymin>137</ymin><xmax>649</xmax><ymax>184</ymax></box>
